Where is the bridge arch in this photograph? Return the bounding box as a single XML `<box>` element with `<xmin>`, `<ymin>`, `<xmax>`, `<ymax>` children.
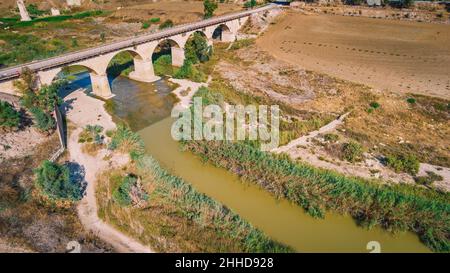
<box><xmin>39</xmin><ymin>64</ymin><xmax>102</xmax><ymax>98</ymax></box>
<box><xmin>152</xmin><ymin>38</ymin><xmax>185</xmax><ymax>67</ymax></box>
<box><xmin>105</xmin><ymin>49</ymin><xmax>143</xmax><ymax>80</ymax></box>
<box><xmin>212</xmin><ymin>23</ymin><xmax>235</xmax><ymax>42</ymax></box>
<box><xmin>40</xmin><ymin>63</ymin><xmax>99</xmax><ymax>86</ymax></box>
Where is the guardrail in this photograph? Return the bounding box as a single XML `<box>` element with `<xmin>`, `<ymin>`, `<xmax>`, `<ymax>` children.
<box><xmin>0</xmin><ymin>4</ymin><xmax>275</xmax><ymax>82</ymax></box>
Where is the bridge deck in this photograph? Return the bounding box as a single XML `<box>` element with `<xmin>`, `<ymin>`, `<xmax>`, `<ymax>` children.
<box><xmin>0</xmin><ymin>4</ymin><xmax>275</xmax><ymax>82</ymax></box>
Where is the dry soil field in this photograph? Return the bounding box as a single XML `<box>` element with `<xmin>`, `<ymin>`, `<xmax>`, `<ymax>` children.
<box><xmin>109</xmin><ymin>1</ymin><xmax>243</xmax><ymax>24</ymax></box>
<box><xmin>257</xmin><ymin>11</ymin><xmax>450</xmax><ymax>99</ymax></box>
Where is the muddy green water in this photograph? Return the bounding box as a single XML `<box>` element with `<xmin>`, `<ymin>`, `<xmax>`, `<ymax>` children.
<box><xmin>103</xmin><ymin>75</ymin><xmax>429</xmax><ymax>253</ymax></box>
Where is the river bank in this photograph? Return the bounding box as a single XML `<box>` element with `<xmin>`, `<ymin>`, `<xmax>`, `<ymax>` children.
<box><xmin>62</xmin><ymin>88</ymin><xmax>153</xmax><ymax>253</ymax></box>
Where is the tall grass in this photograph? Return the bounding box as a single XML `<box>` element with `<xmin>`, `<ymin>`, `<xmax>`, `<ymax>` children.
<box><xmin>136</xmin><ymin>155</ymin><xmax>291</xmax><ymax>253</ymax></box>
<box><xmin>103</xmin><ymin>123</ymin><xmax>290</xmax><ymax>252</ymax></box>
<box><xmin>182</xmin><ymin>140</ymin><xmax>450</xmax><ymax>252</ymax></box>
<box><xmin>108</xmin><ymin>124</ymin><xmax>145</xmax><ymax>160</ymax></box>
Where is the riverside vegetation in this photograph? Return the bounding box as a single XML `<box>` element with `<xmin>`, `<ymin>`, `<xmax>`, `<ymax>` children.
<box><xmin>150</xmin><ymin>36</ymin><xmax>449</xmax><ymax>253</ymax></box>
<box><xmin>96</xmin><ymin>124</ymin><xmax>290</xmax><ymax>252</ymax></box>
<box><xmin>180</xmin><ymin>86</ymin><xmax>450</xmax><ymax>253</ymax></box>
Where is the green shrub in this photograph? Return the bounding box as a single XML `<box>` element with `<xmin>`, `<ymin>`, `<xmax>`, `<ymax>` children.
<box><xmin>0</xmin><ymin>101</ymin><xmax>20</xmax><ymax>128</ymax></box>
<box><xmin>153</xmin><ymin>54</ymin><xmax>173</xmax><ymax>76</ymax></box>
<box><xmin>112</xmin><ymin>175</ymin><xmax>134</xmax><ymax>206</ymax></box>
<box><xmin>407</xmin><ymin>97</ymin><xmax>416</xmax><ymax>104</ymax></box>
<box><xmin>203</xmin><ymin>0</ymin><xmax>218</xmax><ymax>18</ymax></box>
<box><xmin>369</xmin><ymin>101</ymin><xmax>380</xmax><ymax>109</ymax></box>
<box><xmin>414</xmin><ymin>171</ymin><xmax>443</xmax><ymax>187</ymax></box>
<box><xmin>159</xmin><ymin>19</ymin><xmax>173</xmax><ymax>30</ymax></box>
<box><xmin>30</xmin><ymin>107</ymin><xmax>55</xmax><ymax>132</ymax></box>
<box><xmin>79</xmin><ymin>124</ymin><xmax>103</xmax><ymax>143</ymax></box>
<box><xmin>386</xmin><ymin>153</ymin><xmax>420</xmax><ymax>175</ymax></box>
<box><xmin>34</xmin><ymin>161</ymin><xmax>82</xmax><ymax>201</ymax></box>
<box><xmin>112</xmin><ymin>175</ymin><xmax>148</xmax><ymax>207</ymax></box>
<box><xmin>150</xmin><ymin>17</ymin><xmax>160</xmax><ymax>23</ymax></box>
<box><xmin>27</xmin><ymin>4</ymin><xmax>48</xmax><ymax>17</ymax></box>
<box><xmin>244</xmin><ymin>0</ymin><xmax>257</xmax><ymax>8</ymax></box>
<box><xmin>341</xmin><ymin>141</ymin><xmax>363</xmax><ymax>162</ymax></box>
<box><xmin>142</xmin><ymin>22</ymin><xmax>150</xmax><ymax>29</ymax></box>
<box><xmin>174</xmin><ymin>60</ymin><xmax>207</xmax><ymax>82</ymax></box>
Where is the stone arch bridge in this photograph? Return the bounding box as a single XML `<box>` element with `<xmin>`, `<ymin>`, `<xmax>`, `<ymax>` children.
<box><xmin>0</xmin><ymin>5</ymin><xmax>275</xmax><ymax>99</ymax></box>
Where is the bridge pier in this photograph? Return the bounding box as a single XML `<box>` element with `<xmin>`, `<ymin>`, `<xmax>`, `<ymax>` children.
<box><xmin>171</xmin><ymin>47</ymin><xmax>185</xmax><ymax>67</ymax></box>
<box><xmin>128</xmin><ymin>58</ymin><xmax>160</xmax><ymax>83</ymax></box>
<box><xmin>221</xmin><ymin>31</ymin><xmax>236</xmax><ymax>43</ymax></box>
<box><xmin>90</xmin><ymin>73</ymin><xmax>114</xmax><ymax>99</ymax></box>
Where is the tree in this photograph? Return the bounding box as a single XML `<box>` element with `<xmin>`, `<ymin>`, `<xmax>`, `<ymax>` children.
<box><xmin>185</xmin><ymin>32</ymin><xmax>212</xmax><ymax>64</ymax></box>
<box><xmin>0</xmin><ymin>101</ymin><xmax>20</xmax><ymax>129</ymax></box>
<box><xmin>244</xmin><ymin>0</ymin><xmax>257</xmax><ymax>8</ymax></box>
<box><xmin>35</xmin><ymin>83</ymin><xmax>63</xmax><ymax>113</ymax></box>
<box><xmin>30</xmin><ymin>107</ymin><xmax>55</xmax><ymax>132</ymax></box>
<box><xmin>34</xmin><ymin>161</ymin><xmax>83</xmax><ymax>201</ymax></box>
<box><xmin>15</xmin><ymin>68</ymin><xmax>62</xmax><ymax>112</ymax></box>
<box><xmin>203</xmin><ymin>0</ymin><xmax>218</xmax><ymax>19</ymax></box>
<box><xmin>14</xmin><ymin>67</ymin><xmax>39</xmax><ymax>110</ymax></box>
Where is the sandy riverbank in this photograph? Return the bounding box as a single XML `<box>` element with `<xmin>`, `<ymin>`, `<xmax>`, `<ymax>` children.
<box><xmin>62</xmin><ymin>89</ymin><xmax>153</xmax><ymax>253</ymax></box>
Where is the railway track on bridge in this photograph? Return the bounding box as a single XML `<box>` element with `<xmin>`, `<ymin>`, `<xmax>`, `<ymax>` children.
<box><xmin>0</xmin><ymin>4</ymin><xmax>275</xmax><ymax>83</ymax></box>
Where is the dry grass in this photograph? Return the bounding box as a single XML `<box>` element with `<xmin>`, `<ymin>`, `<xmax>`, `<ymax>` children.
<box><xmin>0</xmin><ymin>134</ymin><xmax>111</xmax><ymax>252</ymax></box>
<box><xmin>81</xmin><ymin>142</ymin><xmax>104</xmax><ymax>157</ymax></box>
<box><xmin>107</xmin><ymin>1</ymin><xmax>243</xmax><ymax>25</ymax></box>
<box><xmin>213</xmin><ymin>33</ymin><xmax>449</xmax><ymax>168</ymax></box>
<box><xmin>96</xmin><ymin>166</ymin><xmax>244</xmax><ymax>253</ymax></box>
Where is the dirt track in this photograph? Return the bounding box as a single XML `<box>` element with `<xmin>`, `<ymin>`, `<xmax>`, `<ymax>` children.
<box><xmin>257</xmin><ymin>12</ymin><xmax>450</xmax><ymax>99</ymax></box>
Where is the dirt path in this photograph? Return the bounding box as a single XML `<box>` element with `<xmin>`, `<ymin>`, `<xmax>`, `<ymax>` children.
<box><xmin>272</xmin><ymin>111</ymin><xmax>450</xmax><ymax>191</ymax></box>
<box><xmin>272</xmin><ymin>112</ymin><xmax>350</xmax><ymax>154</ymax></box>
<box><xmin>63</xmin><ymin>89</ymin><xmax>153</xmax><ymax>253</ymax></box>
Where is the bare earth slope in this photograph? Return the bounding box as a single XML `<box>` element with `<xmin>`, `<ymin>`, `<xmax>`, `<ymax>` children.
<box><xmin>257</xmin><ymin>11</ymin><xmax>450</xmax><ymax>99</ymax></box>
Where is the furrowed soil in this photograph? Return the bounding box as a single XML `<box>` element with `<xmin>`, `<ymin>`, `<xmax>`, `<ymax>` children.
<box><xmin>257</xmin><ymin>11</ymin><xmax>450</xmax><ymax>100</ymax></box>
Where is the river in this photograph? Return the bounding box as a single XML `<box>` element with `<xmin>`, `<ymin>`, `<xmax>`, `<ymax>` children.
<box><xmin>69</xmin><ymin>73</ymin><xmax>430</xmax><ymax>252</ymax></box>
